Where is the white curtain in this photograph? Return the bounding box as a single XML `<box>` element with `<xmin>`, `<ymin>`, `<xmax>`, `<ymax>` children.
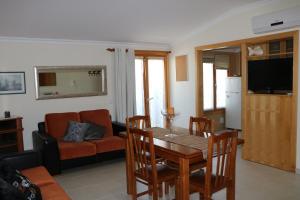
<box><xmin>114</xmin><ymin>48</ymin><xmax>136</xmax><ymax>123</ymax></box>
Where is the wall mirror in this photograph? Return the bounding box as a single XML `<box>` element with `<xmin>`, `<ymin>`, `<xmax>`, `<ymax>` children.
<box><xmin>34</xmin><ymin>65</ymin><xmax>107</xmax><ymax>100</ymax></box>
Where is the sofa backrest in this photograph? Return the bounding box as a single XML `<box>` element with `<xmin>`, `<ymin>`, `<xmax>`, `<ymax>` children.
<box><xmin>45</xmin><ymin>112</ymin><xmax>80</xmax><ymax>139</ymax></box>
<box><xmin>79</xmin><ymin>109</ymin><xmax>113</xmax><ymax>137</ymax></box>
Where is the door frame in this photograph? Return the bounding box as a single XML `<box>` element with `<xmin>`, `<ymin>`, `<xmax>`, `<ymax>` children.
<box><xmin>135</xmin><ymin>50</ymin><xmax>171</xmax><ymax>117</ymax></box>
<box><xmin>195</xmin><ymin>41</ymin><xmax>243</xmax><ymax>117</ymax></box>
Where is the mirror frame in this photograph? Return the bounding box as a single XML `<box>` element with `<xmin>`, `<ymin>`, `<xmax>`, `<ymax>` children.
<box><xmin>34</xmin><ymin>65</ymin><xmax>107</xmax><ymax>100</ymax></box>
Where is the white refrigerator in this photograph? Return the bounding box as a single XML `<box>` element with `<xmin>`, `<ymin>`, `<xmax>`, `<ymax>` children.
<box><xmin>225</xmin><ymin>77</ymin><xmax>241</xmax><ymax>130</ymax></box>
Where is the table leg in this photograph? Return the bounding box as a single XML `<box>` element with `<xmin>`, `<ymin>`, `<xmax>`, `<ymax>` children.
<box><xmin>179</xmin><ymin>158</ymin><xmax>189</xmax><ymax>200</ymax></box>
<box><xmin>125</xmin><ymin>138</ymin><xmax>133</xmax><ymax>194</ymax></box>
<box><xmin>226</xmin><ymin>181</ymin><xmax>235</xmax><ymax>200</ymax></box>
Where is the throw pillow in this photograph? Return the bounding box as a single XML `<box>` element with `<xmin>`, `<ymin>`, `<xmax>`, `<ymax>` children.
<box><xmin>0</xmin><ymin>178</ymin><xmax>26</xmax><ymax>200</ymax></box>
<box><xmin>63</xmin><ymin>121</ymin><xmax>89</xmax><ymax>142</ymax></box>
<box><xmin>84</xmin><ymin>123</ymin><xmax>106</xmax><ymax>140</ymax></box>
<box><xmin>0</xmin><ymin>162</ymin><xmax>42</xmax><ymax>200</ymax></box>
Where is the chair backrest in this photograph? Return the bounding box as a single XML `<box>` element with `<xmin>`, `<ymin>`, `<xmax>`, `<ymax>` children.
<box><xmin>127</xmin><ymin>128</ymin><xmax>157</xmax><ymax>183</ymax></box>
<box><xmin>126</xmin><ymin>115</ymin><xmax>151</xmax><ymax>130</ymax></box>
<box><xmin>205</xmin><ymin>131</ymin><xmax>238</xmax><ymax>194</ymax></box>
<box><xmin>189</xmin><ymin>116</ymin><xmax>213</xmax><ymax>138</ymax></box>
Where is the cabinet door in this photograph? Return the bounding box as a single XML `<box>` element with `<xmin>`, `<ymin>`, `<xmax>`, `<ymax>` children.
<box><xmin>243</xmin><ymin>95</ymin><xmax>294</xmax><ymax>171</ymax></box>
<box><xmin>229</xmin><ymin>53</ymin><xmax>241</xmax><ymax>76</ymax></box>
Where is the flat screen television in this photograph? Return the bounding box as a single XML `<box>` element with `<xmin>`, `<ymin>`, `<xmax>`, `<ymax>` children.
<box><xmin>248</xmin><ymin>57</ymin><xmax>293</xmax><ymax>94</ymax></box>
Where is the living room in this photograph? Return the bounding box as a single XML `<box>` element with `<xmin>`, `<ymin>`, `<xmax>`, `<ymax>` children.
<box><xmin>1</xmin><ymin>0</ymin><xmax>300</xmax><ymax>200</ymax></box>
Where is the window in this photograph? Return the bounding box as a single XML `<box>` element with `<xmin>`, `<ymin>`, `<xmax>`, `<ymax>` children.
<box><xmin>203</xmin><ymin>63</ymin><xmax>227</xmax><ymax>111</ymax></box>
<box><xmin>203</xmin><ymin>63</ymin><xmax>214</xmax><ymax>110</ymax></box>
<box><xmin>216</xmin><ymin>69</ymin><xmax>227</xmax><ymax>108</ymax></box>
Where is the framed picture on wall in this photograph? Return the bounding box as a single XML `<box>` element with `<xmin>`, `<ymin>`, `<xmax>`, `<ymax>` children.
<box><xmin>0</xmin><ymin>72</ymin><xmax>26</xmax><ymax>94</ymax></box>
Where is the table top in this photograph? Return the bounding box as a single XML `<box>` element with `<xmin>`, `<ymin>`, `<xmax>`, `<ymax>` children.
<box><xmin>121</xmin><ymin>127</ymin><xmax>206</xmax><ymax>161</ymax></box>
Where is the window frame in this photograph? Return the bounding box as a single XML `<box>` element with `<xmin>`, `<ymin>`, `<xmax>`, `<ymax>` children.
<box><xmin>134</xmin><ymin>50</ymin><xmax>170</xmax><ymax>116</ymax></box>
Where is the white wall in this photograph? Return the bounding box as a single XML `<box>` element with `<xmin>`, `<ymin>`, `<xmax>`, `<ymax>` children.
<box><xmin>169</xmin><ymin>0</ymin><xmax>300</xmax><ymax>170</ymax></box>
<box><xmin>0</xmin><ymin>39</ymin><xmax>169</xmax><ymax>150</ymax></box>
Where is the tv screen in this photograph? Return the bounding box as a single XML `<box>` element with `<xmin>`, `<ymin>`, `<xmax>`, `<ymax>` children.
<box><xmin>248</xmin><ymin>57</ymin><xmax>293</xmax><ymax>94</ymax></box>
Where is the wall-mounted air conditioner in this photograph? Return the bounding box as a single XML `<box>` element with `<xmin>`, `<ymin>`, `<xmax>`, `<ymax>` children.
<box><xmin>252</xmin><ymin>5</ymin><xmax>300</xmax><ymax>34</ymax></box>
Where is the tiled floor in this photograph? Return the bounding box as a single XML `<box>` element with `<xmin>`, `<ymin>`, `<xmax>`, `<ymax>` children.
<box><xmin>55</xmin><ymin>147</ymin><xmax>300</xmax><ymax>200</ymax></box>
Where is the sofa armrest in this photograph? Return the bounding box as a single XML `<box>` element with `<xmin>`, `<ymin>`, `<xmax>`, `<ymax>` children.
<box><xmin>32</xmin><ymin>127</ymin><xmax>61</xmax><ymax>175</ymax></box>
<box><xmin>112</xmin><ymin>121</ymin><xmax>126</xmax><ymax>136</ymax></box>
<box><xmin>0</xmin><ymin>150</ymin><xmax>41</xmax><ymax>170</ymax></box>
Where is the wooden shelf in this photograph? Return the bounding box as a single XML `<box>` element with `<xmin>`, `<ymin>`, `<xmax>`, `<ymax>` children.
<box><xmin>0</xmin><ymin>128</ymin><xmax>18</xmax><ymax>135</ymax></box>
<box><xmin>0</xmin><ymin>142</ymin><xmax>17</xmax><ymax>149</ymax></box>
<box><xmin>0</xmin><ymin>117</ymin><xmax>23</xmax><ymax>153</ymax></box>
<box><xmin>247</xmin><ymin>93</ymin><xmax>293</xmax><ymax>97</ymax></box>
<box><xmin>247</xmin><ymin>52</ymin><xmax>293</xmax><ymax>59</ymax></box>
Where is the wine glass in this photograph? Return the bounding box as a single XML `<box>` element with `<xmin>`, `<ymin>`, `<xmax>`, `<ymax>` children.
<box><xmin>161</xmin><ymin>108</ymin><xmax>177</xmax><ymax>137</ymax></box>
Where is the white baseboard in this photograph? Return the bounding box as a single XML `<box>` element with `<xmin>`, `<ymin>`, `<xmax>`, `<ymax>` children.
<box><xmin>296</xmin><ymin>168</ymin><xmax>300</xmax><ymax>175</ymax></box>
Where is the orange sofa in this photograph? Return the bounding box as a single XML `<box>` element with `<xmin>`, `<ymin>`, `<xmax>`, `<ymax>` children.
<box><xmin>22</xmin><ymin>166</ymin><xmax>70</xmax><ymax>200</ymax></box>
<box><xmin>0</xmin><ymin>151</ymin><xmax>71</xmax><ymax>200</ymax></box>
<box><xmin>33</xmin><ymin>109</ymin><xmax>126</xmax><ymax>175</ymax></box>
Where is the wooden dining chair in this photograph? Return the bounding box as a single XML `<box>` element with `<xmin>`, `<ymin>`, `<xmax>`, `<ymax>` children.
<box><xmin>126</xmin><ymin>115</ymin><xmax>151</xmax><ymax>130</ymax></box>
<box><xmin>180</xmin><ymin>116</ymin><xmax>214</xmax><ymax>173</ymax></box>
<box><xmin>127</xmin><ymin>128</ymin><xmax>178</xmax><ymax>200</ymax></box>
<box><xmin>189</xmin><ymin>116</ymin><xmax>213</xmax><ymax>138</ymax></box>
<box><xmin>126</xmin><ymin>115</ymin><xmax>166</xmax><ymax>166</ymax></box>
<box><xmin>189</xmin><ymin>131</ymin><xmax>238</xmax><ymax>200</ymax></box>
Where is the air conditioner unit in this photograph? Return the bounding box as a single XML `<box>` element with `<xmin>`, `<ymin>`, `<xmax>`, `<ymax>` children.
<box><xmin>252</xmin><ymin>5</ymin><xmax>300</xmax><ymax>34</ymax></box>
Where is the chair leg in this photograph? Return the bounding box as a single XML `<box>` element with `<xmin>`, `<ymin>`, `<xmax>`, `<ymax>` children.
<box><xmin>159</xmin><ymin>183</ymin><xmax>163</xmax><ymax>197</ymax></box>
<box><xmin>165</xmin><ymin>182</ymin><xmax>169</xmax><ymax>195</ymax></box>
<box><xmin>199</xmin><ymin>193</ymin><xmax>204</xmax><ymax>200</ymax></box>
<box><xmin>148</xmin><ymin>184</ymin><xmax>153</xmax><ymax>198</ymax></box>
<box><xmin>226</xmin><ymin>181</ymin><xmax>235</xmax><ymax>200</ymax></box>
<box><xmin>132</xmin><ymin>177</ymin><xmax>137</xmax><ymax>200</ymax></box>
<box><xmin>203</xmin><ymin>194</ymin><xmax>212</xmax><ymax>200</ymax></box>
<box><xmin>152</xmin><ymin>185</ymin><xmax>158</xmax><ymax>200</ymax></box>
<box><xmin>175</xmin><ymin>178</ymin><xmax>180</xmax><ymax>200</ymax></box>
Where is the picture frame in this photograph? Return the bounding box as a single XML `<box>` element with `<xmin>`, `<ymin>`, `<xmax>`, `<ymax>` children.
<box><xmin>0</xmin><ymin>72</ymin><xmax>26</xmax><ymax>94</ymax></box>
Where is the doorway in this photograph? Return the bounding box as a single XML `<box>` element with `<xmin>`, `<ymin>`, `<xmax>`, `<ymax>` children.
<box><xmin>201</xmin><ymin>47</ymin><xmax>241</xmax><ymax>131</ymax></box>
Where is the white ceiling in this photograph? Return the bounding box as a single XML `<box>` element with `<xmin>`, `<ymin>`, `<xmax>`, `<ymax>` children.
<box><xmin>0</xmin><ymin>0</ymin><xmax>263</xmax><ymax>44</ymax></box>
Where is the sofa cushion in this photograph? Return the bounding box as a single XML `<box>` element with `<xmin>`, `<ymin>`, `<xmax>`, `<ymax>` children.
<box><xmin>63</xmin><ymin>121</ymin><xmax>89</xmax><ymax>142</ymax></box>
<box><xmin>21</xmin><ymin>166</ymin><xmax>55</xmax><ymax>187</ymax></box>
<box><xmin>84</xmin><ymin>123</ymin><xmax>106</xmax><ymax>141</ymax></box>
<box><xmin>45</xmin><ymin>112</ymin><xmax>80</xmax><ymax>139</ymax></box>
<box><xmin>79</xmin><ymin>109</ymin><xmax>113</xmax><ymax>137</ymax></box>
<box><xmin>89</xmin><ymin>136</ymin><xmax>125</xmax><ymax>153</ymax></box>
<box><xmin>39</xmin><ymin>183</ymin><xmax>71</xmax><ymax>200</ymax></box>
<box><xmin>58</xmin><ymin>141</ymin><xmax>97</xmax><ymax>160</ymax></box>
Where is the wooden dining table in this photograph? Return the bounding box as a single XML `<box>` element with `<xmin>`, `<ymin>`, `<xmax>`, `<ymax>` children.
<box><xmin>122</xmin><ymin>127</ymin><xmax>236</xmax><ymax>200</ymax></box>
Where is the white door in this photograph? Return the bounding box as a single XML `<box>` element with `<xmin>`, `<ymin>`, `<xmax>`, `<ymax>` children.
<box><xmin>226</xmin><ymin>77</ymin><xmax>241</xmax><ymax>92</ymax></box>
<box><xmin>225</xmin><ymin>77</ymin><xmax>241</xmax><ymax>129</ymax></box>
